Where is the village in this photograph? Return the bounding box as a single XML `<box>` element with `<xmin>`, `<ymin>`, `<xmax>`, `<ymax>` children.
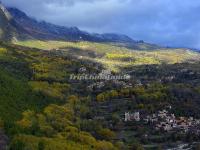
<box><xmin>125</xmin><ymin>107</ymin><xmax>200</xmax><ymax>135</ymax></box>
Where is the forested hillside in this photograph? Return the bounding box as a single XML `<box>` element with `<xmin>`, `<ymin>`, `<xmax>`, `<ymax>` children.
<box><xmin>0</xmin><ymin>40</ymin><xmax>200</xmax><ymax>149</ymax></box>
<box><xmin>0</xmin><ymin>1</ymin><xmax>200</xmax><ymax>149</ymax></box>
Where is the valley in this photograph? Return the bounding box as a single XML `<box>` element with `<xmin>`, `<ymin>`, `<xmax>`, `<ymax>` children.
<box><xmin>0</xmin><ymin>1</ymin><xmax>200</xmax><ymax>150</ymax></box>
<box><xmin>0</xmin><ymin>40</ymin><xmax>200</xmax><ymax>149</ymax></box>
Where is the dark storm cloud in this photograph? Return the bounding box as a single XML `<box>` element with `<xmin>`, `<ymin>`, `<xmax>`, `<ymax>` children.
<box><xmin>2</xmin><ymin>0</ymin><xmax>200</xmax><ymax>49</ymax></box>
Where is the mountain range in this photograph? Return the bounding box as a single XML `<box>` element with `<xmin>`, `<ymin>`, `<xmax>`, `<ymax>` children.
<box><xmin>9</xmin><ymin>7</ymin><xmax>137</xmax><ymax>43</ymax></box>
<box><xmin>0</xmin><ymin>2</ymin><xmax>164</xmax><ymax>51</ymax></box>
<box><xmin>0</xmin><ymin>2</ymin><xmax>137</xmax><ymax>43</ymax></box>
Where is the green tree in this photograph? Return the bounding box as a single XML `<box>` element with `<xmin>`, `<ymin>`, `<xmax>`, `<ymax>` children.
<box><xmin>68</xmin><ymin>95</ymin><xmax>79</xmax><ymax>107</ymax></box>
<box><xmin>10</xmin><ymin>140</ymin><xmax>25</xmax><ymax>150</ymax></box>
<box><xmin>38</xmin><ymin>141</ymin><xmax>45</xmax><ymax>150</ymax></box>
<box><xmin>17</xmin><ymin>110</ymin><xmax>37</xmax><ymax>129</ymax></box>
<box><xmin>98</xmin><ymin>128</ymin><xmax>116</xmax><ymax>141</ymax></box>
<box><xmin>97</xmin><ymin>93</ymin><xmax>105</xmax><ymax>102</ymax></box>
<box><xmin>110</xmin><ymin>90</ymin><xmax>118</xmax><ymax>98</ymax></box>
<box><xmin>44</xmin><ymin>104</ymin><xmax>74</xmax><ymax>131</ymax></box>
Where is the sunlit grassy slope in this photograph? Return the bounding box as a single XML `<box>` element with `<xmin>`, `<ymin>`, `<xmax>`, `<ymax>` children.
<box><xmin>15</xmin><ymin>40</ymin><xmax>200</xmax><ymax>71</ymax></box>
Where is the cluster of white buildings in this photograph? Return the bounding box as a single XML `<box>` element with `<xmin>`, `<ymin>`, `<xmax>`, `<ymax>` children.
<box><xmin>125</xmin><ymin>109</ymin><xmax>200</xmax><ymax>134</ymax></box>
<box><xmin>125</xmin><ymin>112</ymin><xmax>140</xmax><ymax>122</ymax></box>
<box><xmin>144</xmin><ymin>110</ymin><xmax>200</xmax><ymax>133</ymax></box>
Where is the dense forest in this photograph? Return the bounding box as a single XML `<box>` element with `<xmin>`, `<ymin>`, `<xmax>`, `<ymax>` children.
<box><xmin>0</xmin><ymin>40</ymin><xmax>200</xmax><ymax>149</ymax></box>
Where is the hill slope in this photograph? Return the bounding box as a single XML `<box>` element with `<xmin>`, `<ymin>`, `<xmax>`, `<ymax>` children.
<box><xmin>0</xmin><ymin>3</ymin><xmax>14</xmax><ymax>40</ymax></box>
<box><xmin>0</xmin><ymin>3</ymin><xmax>31</xmax><ymax>41</ymax></box>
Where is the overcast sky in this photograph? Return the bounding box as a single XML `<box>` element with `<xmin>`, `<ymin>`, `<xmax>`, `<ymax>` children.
<box><xmin>2</xmin><ymin>0</ymin><xmax>200</xmax><ymax>49</ymax></box>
